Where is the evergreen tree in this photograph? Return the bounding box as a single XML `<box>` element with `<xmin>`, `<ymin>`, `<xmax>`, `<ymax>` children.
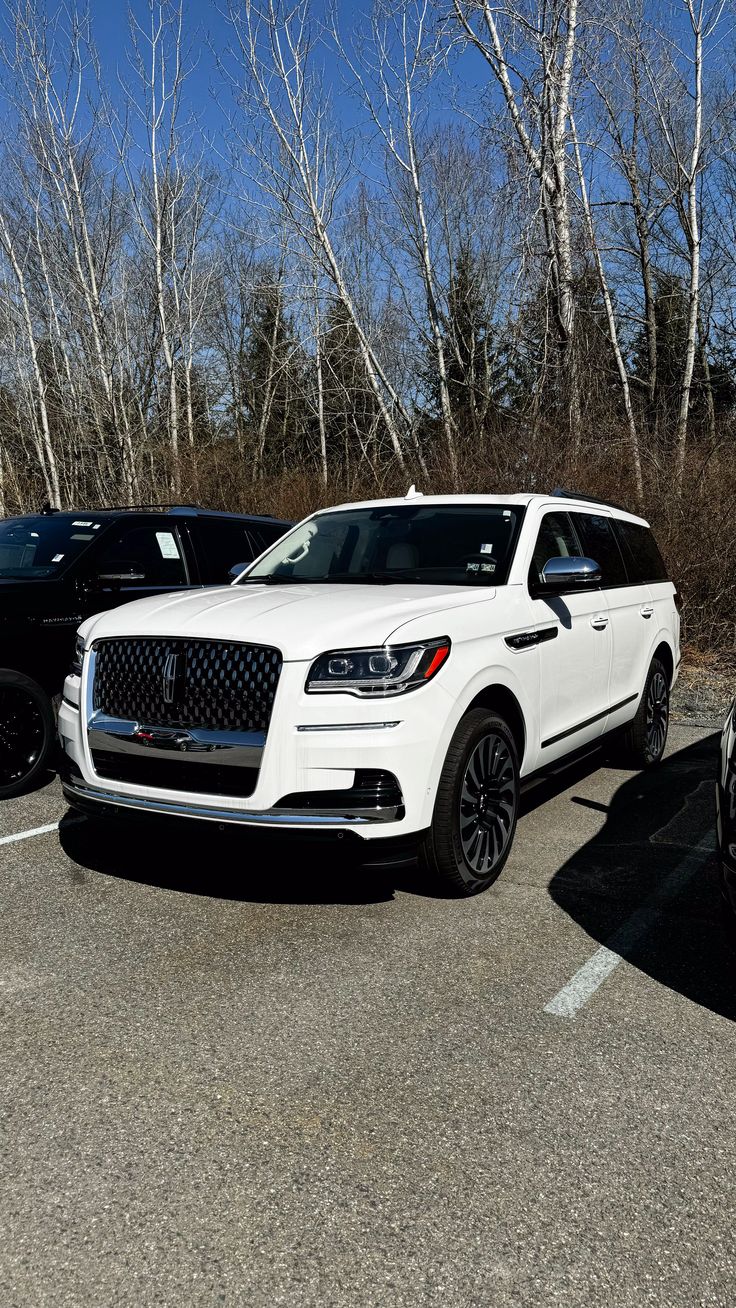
<box><xmin>321</xmin><ymin>298</ymin><xmax>379</xmax><ymax>473</ymax></box>
<box><xmin>239</xmin><ymin>274</ymin><xmax>305</xmax><ymax>473</ymax></box>
<box><xmin>426</xmin><ymin>245</ymin><xmax>502</xmax><ymax>440</ymax></box>
<box><xmin>631</xmin><ymin>272</ymin><xmax>735</xmax><ymax>439</ymax></box>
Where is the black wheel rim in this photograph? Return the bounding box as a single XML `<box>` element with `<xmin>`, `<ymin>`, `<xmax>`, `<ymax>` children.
<box><xmin>459</xmin><ymin>732</ymin><xmax>516</xmax><ymax>878</ymax></box>
<box><xmin>646</xmin><ymin>670</ymin><xmax>668</xmax><ymax>759</ymax></box>
<box><xmin>0</xmin><ymin>688</ymin><xmax>45</xmax><ymax>788</ymax></box>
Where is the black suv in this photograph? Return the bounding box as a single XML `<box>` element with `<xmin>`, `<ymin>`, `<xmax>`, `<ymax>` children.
<box><xmin>0</xmin><ymin>504</ymin><xmax>290</xmax><ymax>798</ymax></box>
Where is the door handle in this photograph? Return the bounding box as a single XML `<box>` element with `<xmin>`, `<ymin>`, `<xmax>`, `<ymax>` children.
<box><xmin>640</xmin><ymin>605</ymin><xmax>654</xmax><ymax>619</ymax></box>
<box><xmin>590</xmin><ymin>615</ymin><xmax>609</xmax><ymax>630</ymax></box>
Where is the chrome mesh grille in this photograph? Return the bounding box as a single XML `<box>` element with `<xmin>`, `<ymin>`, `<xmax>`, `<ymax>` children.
<box><xmin>92</xmin><ymin>638</ymin><xmax>282</xmax><ymax>732</ymax></box>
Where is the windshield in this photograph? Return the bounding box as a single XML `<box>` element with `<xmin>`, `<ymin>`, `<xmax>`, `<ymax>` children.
<box><xmin>239</xmin><ymin>504</ymin><xmax>524</xmax><ymax>587</ymax></box>
<box><xmin>0</xmin><ymin>515</ymin><xmax>107</xmax><ymax>578</ymax></box>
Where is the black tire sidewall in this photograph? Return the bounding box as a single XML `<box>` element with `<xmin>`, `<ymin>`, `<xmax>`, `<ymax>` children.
<box><xmin>433</xmin><ymin>709</ymin><xmax>520</xmax><ymax>894</ymax></box>
<box><xmin>0</xmin><ymin>669</ymin><xmax>55</xmax><ymax>799</ymax></box>
<box><xmin>642</xmin><ymin>658</ymin><xmax>670</xmax><ymax>765</ymax></box>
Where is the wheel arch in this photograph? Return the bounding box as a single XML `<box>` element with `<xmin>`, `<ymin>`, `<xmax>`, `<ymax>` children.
<box><xmin>465</xmin><ymin>683</ymin><xmax>527</xmax><ymax>768</ymax></box>
<box><xmin>651</xmin><ymin>639</ymin><xmax>675</xmax><ymax>688</ymax></box>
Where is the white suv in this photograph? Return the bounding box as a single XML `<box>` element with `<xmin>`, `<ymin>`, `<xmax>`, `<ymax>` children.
<box><xmin>58</xmin><ymin>491</ymin><xmax>680</xmax><ymax>894</ymax></box>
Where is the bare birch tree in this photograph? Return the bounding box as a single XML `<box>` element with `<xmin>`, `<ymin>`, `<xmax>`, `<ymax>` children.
<box><xmin>224</xmin><ymin>0</ymin><xmax>417</xmax><ymax>473</ymax></box>
<box><xmin>642</xmin><ymin>0</ymin><xmax>727</xmax><ymax>493</ymax></box>
<box><xmin>453</xmin><ymin>0</ymin><xmax>581</xmax><ymax>441</ymax></box>
<box><xmin>336</xmin><ymin>0</ymin><xmax>459</xmax><ymax>482</ymax></box>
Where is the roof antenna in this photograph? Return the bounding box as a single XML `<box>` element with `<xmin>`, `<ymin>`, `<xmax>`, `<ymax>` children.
<box><xmin>405</xmin><ymin>484</ymin><xmax>423</xmax><ymax>499</ymax></box>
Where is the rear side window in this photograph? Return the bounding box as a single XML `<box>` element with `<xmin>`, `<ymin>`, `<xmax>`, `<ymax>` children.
<box><xmin>194</xmin><ymin>519</ymin><xmax>260</xmax><ymax>583</ymax></box>
<box><xmin>248</xmin><ymin>522</ymin><xmax>288</xmax><ymax>554</ymax></box>
<box><xmin>529</xmin><ymin>512</ymin><xmax>582</xmax><ymax>587</ymax></box>
<box><xmin>572</xmin><ymin>513</ymin><xmax>627</xmax><ymax>587</ymax></box>
<box><xmin>615</xmin><ymin>520</ymin><xmax>669</xmax><ymax>584</ymax></box>
<box><xmin>95</xmin><ymin>525</ymin><xmax>189</xmax><ymax>587</ymax></box>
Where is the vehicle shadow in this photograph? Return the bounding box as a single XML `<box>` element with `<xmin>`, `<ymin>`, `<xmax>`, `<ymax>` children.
<box><xmin>58</xmin><ymin>811</ymin><xmax>404</xmax><ymax>906</ymax></box>
<box><xmin>547</xmin><ymin>731</ymin><xmax>736</xmax><ymax>1021</ymax></box>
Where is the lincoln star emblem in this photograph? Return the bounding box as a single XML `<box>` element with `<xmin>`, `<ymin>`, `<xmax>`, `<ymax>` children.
<box><xmin>162</xmin><ymin>651</ymin><xmax>182</xmax><ymax>704</ymax></box>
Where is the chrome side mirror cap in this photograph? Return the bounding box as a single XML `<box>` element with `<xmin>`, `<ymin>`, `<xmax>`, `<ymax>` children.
<box><xmin>540</xmin><ymin>556</ymin><xmax>602</xmax><ymax>589</ymax></box>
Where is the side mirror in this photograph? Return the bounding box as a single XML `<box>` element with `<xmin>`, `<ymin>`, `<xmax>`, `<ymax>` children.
<box><xmin>540</xmin><ymin>556</ymin><xmax>601</xmax><ymax>591</ymax></box>
<box><xmin>95</xmin><ymin>560</ymin><xmax>146</xmax><ymax>584</ymax></box>
<box><xmin>228</xmin><ymin>561</ymin><xmax>251</xmax><ymax>583</ymax></box>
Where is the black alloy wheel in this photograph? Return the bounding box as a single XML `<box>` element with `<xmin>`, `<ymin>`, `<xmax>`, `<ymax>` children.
<box><xmin>459</xmin><ymin>731</ymin><xmax>517</xmax><ymax>878</ymax></box>
<box><xmin>645</xmin><ymin>667</ymin><xmax>669</xmax><ymax>762</ymax></box>
<box><xmin>618</xmin><ymin>655</ymin><xmax>670</xmax><ymax>769</ymax></box>
<box><xmin>0</xmin><ymin>671</ymin><xmax>55</xmax><ymax>799</ymax></box>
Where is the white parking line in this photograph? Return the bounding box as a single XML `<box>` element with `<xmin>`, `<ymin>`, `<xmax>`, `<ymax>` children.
<box><xmin>544</xmin><ymin>832</ymin><xmax>715</xmax><ymax>1019</ymax></box>
<box><xmin>0</xmin><ymin>818</ymin><xmax>82</xmax><ymax>848</ymax></box>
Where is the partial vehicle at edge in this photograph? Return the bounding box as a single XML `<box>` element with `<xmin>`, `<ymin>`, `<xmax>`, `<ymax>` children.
<box><xmin>717</xmin><ymin>696</ymin><xmax>736</xmax><ymax>919</ymax></box>
<box><xmin>0</xmin><ymin>504</ymin><xmax>290</xmax><ymax>798</ymax></box>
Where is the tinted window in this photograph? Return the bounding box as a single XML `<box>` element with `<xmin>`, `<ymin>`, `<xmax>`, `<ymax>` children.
<box><xmin>242</xmin><ymin>505</ymin><xmax>524</xmax><ymax>587</ymax></box>
<box><xmin>94</xmin><ymin>525</ymin><xmax>188</xmax><ymax>587</ymax></box>
<box><xmin>0</xmin><ymin>515</ymin><xmax>107</xmax><ymax>578</ymax></box>
<box><xmin>615</xmin><ymin>520</ymin><xmax>669</xmax><ymax>584</ymax></box>
<box><xmin>572</xmin><ymin>513</ymin><xmax>627</xmax><ymax>587</ymax></box>
<box><xmin>529</xmin><ymin>512</ymin><xmax>582</xmax><ymax>587</ymax></box>
<box><xmin>245</xmin><ymin>522</ymin><xmax>288</xmax><ymax>555</ymax></box>
<box><xmin>195</xmin><ymin>519</ymin><xmax>260</xmax><ymax>583</ymax></box>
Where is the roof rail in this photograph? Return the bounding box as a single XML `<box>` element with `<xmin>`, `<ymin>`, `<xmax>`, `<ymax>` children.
<box><xmin>551</xmin><ymin>487</ymin><xmax>630</xmax><ymax>514</ymax></box>
<box><xmin>102</xmin><ymin>503</ymin><xmax>202</xmax><ymax>512</ymax></box>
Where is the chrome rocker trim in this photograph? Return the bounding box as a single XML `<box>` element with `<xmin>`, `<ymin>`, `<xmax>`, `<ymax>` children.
<box><xmin>61</xmin><ymin>777</ymin><xmax>401</xmax><ymax>827</ymax></box>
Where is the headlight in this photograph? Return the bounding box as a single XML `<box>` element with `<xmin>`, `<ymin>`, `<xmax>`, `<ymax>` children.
<box><xmin>70</xmin><ymin>634</ymin><xmax>85</xmax><ymax>677</ymax></box>
<box><xmin>306</xmin><ymin>638</ymin><xmax>451</xmax><ymax>697</ymax></box>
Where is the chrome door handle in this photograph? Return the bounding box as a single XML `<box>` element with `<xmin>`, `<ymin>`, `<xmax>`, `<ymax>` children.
<box><xmin>590</xmin><ymin>615</ymin><xmax>609</xmax><ymax>630</ymax></box>
<box><xmin>640</xmin><ymin>605</ymin><xmax>654</xmax><ymax>619</ymax></box>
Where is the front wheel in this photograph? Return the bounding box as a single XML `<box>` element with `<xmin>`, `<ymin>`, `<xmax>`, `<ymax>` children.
<box><xmin>0</xmin><ymin>669</ymin><xmax>56</xmax><ymax>799</ymax></box>
<box><xmin>619</xmin><ymin>657</ymin><xmax>670</xmax><ymax>768</ymax></box>
<box><xmin>419</xmin><ymin>708</ymin><xmax>520</xmax><ymax>896</ymax></box>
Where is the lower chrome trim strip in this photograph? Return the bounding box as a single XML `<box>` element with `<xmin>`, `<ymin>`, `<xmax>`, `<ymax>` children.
<box><xmin>296</xmin><ymin>722</ymin><xmax>400</xmax><ymax>732</ymax></box>
<box><xmin>61</xmin><ymin>779</ymin><xmax>399</xmax><ymax>827</ymax></box>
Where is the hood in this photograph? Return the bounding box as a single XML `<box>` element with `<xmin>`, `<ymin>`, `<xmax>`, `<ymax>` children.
<box><xmin>80</xmin><ymin>582</ymin><xmax>497</xmax><ymax>660</ymax></box>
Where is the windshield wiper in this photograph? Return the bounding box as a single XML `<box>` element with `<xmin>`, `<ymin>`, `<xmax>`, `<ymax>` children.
<box><xmin>314</xmin><ymin>571</ymin><xmax>417</xmax><ymax>584</ymax></box>
<box><xmin>239</xmin><ymin>570</ymin><xmax>419</xmax><ymax>586</ymax></box>
<box><xmin>238</xmin><ymin>573</ymin><xmax>314</xmax><ymax>585</ymax></box>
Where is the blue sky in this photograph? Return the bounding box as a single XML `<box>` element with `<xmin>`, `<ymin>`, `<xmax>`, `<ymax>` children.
<box><xmin>88</xmin><ymin>0</ymin><xmax>374</xmax><ymax>147</ymax></box>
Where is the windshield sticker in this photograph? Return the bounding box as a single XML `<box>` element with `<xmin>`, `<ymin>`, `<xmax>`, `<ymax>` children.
<box><xmin>156</xmin><ymin>531</ymin><xmax>180</xmax><ymax>560</ymax></box>
<box><xmin>92</xmin><ymin>523</ymin><xmax>101</xmax><ymax>529</ymax></box>
<box><xmin>52</xmin><ymin>553</ymin><xmax>64</xmax><ymax>563</ymax></box>
<box><xmin>72</xmin><ymin>520</ymin><xmax>94</xmax><ymax>527</ymax></box>
<box><xmin>480</xmin><ymin>543</ymin><xmax>494</xmax><ymax>555</ymax></box>
<box><xmin>481</xmin><ymin>562</ymin><xmax>496</xmax><ymax>573</ymax></box>
<box><xmin>71</xmin><ymin>533</ymin><xmax>94</xmax><ymax>541</ymax></box>
<box><xmin>466</xmin><ymin>562</ymin><xmax>480</xmax><ymax>573</ymax></box>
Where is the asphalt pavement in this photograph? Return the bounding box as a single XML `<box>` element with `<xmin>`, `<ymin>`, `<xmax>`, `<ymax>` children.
<box><xmin>0</xmin><ymin>720</ymin><xmax>734</xmax><ymax>1307</ymax></box>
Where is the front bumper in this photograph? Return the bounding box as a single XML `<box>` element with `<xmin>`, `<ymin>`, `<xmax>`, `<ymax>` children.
<box><xmin>58</xmin><ymin>658</ymin><xmax>456</xmax><ymax>839</ymax></box>
<box><xmin>60</xmin><ymin>773</ymin><xmax>401</xmax><ymax>828</ymax></box>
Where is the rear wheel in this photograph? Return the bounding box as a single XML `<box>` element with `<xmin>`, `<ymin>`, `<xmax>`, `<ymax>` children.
<box><xmin>619</xmin><ymin>657</ymin><xmax>670</xmax><ymax>768</ymax></box>
<box><xmin>0</xmin><ymin>670</ymin><xmax>55</xmax><ymax>799</ymax></box>
<box><xmin>419</xmin><ymin>708</ymin><xmax>520</xmax><ymax>896</ymax></box>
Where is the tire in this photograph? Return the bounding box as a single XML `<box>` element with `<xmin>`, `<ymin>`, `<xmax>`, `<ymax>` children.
<box><xmin>419</xmin><ymin>708</ymin><xmax>520</xmax><ymax>896</ymax></box>
<box><xmin>0</xmin><ymin>669</ymin><xmax>56</xmax><ymax>799</ymax></box>
<box><xmin>618</xmin><ymin>657</ymin><xmax>670</xmax><ymax>769</ymax></box>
